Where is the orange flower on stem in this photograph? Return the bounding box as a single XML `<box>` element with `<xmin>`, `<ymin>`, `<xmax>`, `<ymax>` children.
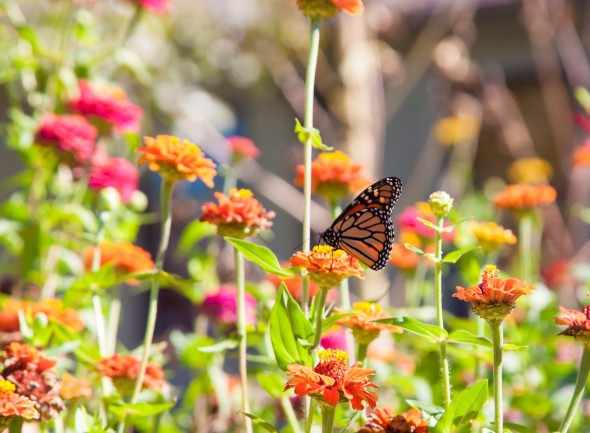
<box><xmin>200</xmin><ymin>188</ymin><xmax>275</xmax><ymax>238</ymax></box>
<box><xmin>358</xmin><ymin>407</ymin><xmax>429</xmax><ymax>433</ymax></box>
<box><xmin>508</xmin><ymin>158</ymin><xmax>553</xmax><ymax>185</ymax></box>
<box><xmin>285</xmin><ymin>349</ymin><xmax>377</xmax><ymax>410</ymax></box>
<box><xmin>296</xmin><ymin>0</ymin><xmax>363</xmax><ymax>19</ymax></box>
<box><xmin>454</xmin><ymin>265</ymin><xmax>532</xmax><ymax>322</ymax></box>
<box><xmin>97</xmin><ymin>354</ymin><xmax>165</xmax><ymax>392</ymax></box>
<box><xmin>471</xmin><ymin>221</ymin><xmax>517</xmax><ymax>252</ymax></box>
<box><xmin>389</xmin><ymin>243</ymin><xmax>420</xmax><ymax>271</ymax></box>
<box><xmin>84</xmin><ymin>241</ymin><xmax>154</xmax><ymax>277</ymax></box>
<box><xmin>290</xmin><ymin>245</ymin><xmax>364</xmax><ymax>289</ymax></box>
<box><xmin>295</xmin><ymin>151</ymin><xmax>369</xmax><ymax>204</ymax></box>
<box><xmin>59</xmin><ymin>373</ymin><xmax>92</xmax><ymax>400</ymax></box>
<box><xmin>493</xmin><ymin>184</ymin><xmax>556</xmax><ymax>212</ymax></box>
<box><xmin>337</xmin><ymin>302</ymin><xmax>401</xmax><ymax>345</ymax></box>
<box><xmin>556</xmin><ymin>305</ymin><xmax>590</xmax><ymax>344</ymax></box>
<box><xmin>0</xmin><ymin>378</ymin><xmax>39</xmax><ymax>421</ymax></box>
<box><xmin>138</xmin><ymin>135</ymin><xmax>217</xmax><ymax>185</ymax></box>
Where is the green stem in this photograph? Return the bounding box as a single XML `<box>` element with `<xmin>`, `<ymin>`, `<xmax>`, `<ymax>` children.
<box><xmin>301</xmin><ymin>18</ymin><xmax>321</xmax><ymax>315</ymax></box>
<box><xmin>223</xmin><ymin>165</ymin><xmax>237</xmax><ymax>194</ymax></box>
<box><xmin>434</xmin><ymin>216</ymin><xmax>451</xmax><ymax>408</ymax></box>
<box><xmin>305</xmin><ymin>399</ymin><xmax>317</xmax><ymax>433</ymax></box>
<box><xmin>118</xmin><ymin>180</ymin><xmax>174</xmax><ymax>433</ymax></box>
<box><xmin>107</xmin><ymin>298</ymin><xmax>122</xmax><ymax>356</ymax></box>
<box><xmin>321</xmin><ymin>405</ymin><xmax>336</xmax><ymax>433</ymax></box>
<box><xmin>312</xmin><ymin>287</ymin><xmax>329</xmax><ymax>349</ymax></box>
<box><xmin>235</xmin><ymin>248</ymin><xmax>253</xmax><ymax>433</ymax></box>
<box><xmin>490</xmin><ymin>320</ymin><xmax>504</xmax><ymax>433</ymax></box>
<box><xmin>281</xmin><ymin>396</ymin><xmax>304</xmax><ymax>433</ymax></box>
<box><xmin>356</xmin><ymin>343</ymin><xmax>368</xmax><ymax>364</ymax></box>
<box><xmin>8</xmin><ymin>418</ymin><xmax>23</xmax><ymax>433</ymax></box>
<box><xmin>518</xmin><ymin>213</ymin><xmax>533</xmax><ymax>282</ymax></box>
<box><xmin>559</xmin><ymin>345</ymin><xmax>590</xmax><ymax>433</ymax></box>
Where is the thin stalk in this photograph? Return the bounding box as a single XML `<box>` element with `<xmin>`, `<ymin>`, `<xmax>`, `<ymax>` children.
<box><xmin>8</xmin><ymin>418</ymin><xmax>23</xmax><ymax>433</ymax></box>
<box><xmin>518</xmin><ymin>213</ymin><xmax>533</xmax><ymax>282</ymax></box>
<box><xmin>356</xmin><ymin>343</ymin><xmax>368</xmax><ymax>364</ymax></box>
<box><xmin>434</xmin><ymin>216</ymin><xmax>451</xmax><ymax>408</ymax></box>
<box><xmin>305</xmin><ymin>399</ymin><xmax>317</xmax><ymax>433</ymax></box>
<box><xmin>490</xmin><ymin>320</ymin><xmax>504</xmax><ymax>433</ymax></box>
<box><xmin>118</xmin><ymin>180</ymin><xmax>175</xmax><ymax>433</ymax></box>
<box><xmin>301</xmin><ymin>18</ymin><xmax>321</xmax><ymax>315</ymax></box>
<box><xmin>281</xmin><ymin>396</ymin><xmax>304</xmax><ymax>433</ymax></box>
<box><xmin>107</xmin><ymin>298</ymin><xmax>122</xmax><ymax>356</ymax></box>
<box><xmin>321</xmin><ymin>405</ymin><xmax>336</xmax><ymax>433</ymax></box>
<box><xmin>235</xmin><ymin>248</ymin><xmax>253</xmax><ymax>433</ymax></box>
<box><xmin>559</xmin><ymin>345</ymin><xmax>590</xmax><ymax>433</ymax></box>
<box><xmin>312</xmin><ymin>287</ymin><xmax>329</xmax><ymax>349</ymax></box>
<box><xmin>223</xmin><ymin>165</ymin><xmax>237</xmax><ymax>194</ymax></box>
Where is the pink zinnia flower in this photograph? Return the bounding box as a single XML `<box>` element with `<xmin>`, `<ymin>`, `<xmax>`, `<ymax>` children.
<box><xmin>35</xmin><ymin>114</ymin><xmax>97</xmax><ymax>163</ymax></box>
<box><xmin>135</xmin><ymin>0</ymin><xmax>168</xmax><ymax>13</ymax></box>
<box><xmin>89</xmin><ymin>157</ymin><xmax>139</xmax><ymax>202</ymax></box>
<box><xmin>320</xmin><ymin>328</ymin><xmax>347</xmax><ymax>351</ymax></box>
<box><xmin>201</xmin><ymin>285</ymin><xmax>256</xmax><ymax>326</ymax></box>
<box><xmin>228</xmin><ymin>136</ymin><xmax>260</xmax><ymax>161</ymax></box>
<box><xmin>397</xmin><ymin>205</ymin><xmax>454</xmax><ymax>241</ymax></box>
<box><xmin>70</xmin><ymin>80</ymin><xmax>143</xmax><ymax>133</ymax></box>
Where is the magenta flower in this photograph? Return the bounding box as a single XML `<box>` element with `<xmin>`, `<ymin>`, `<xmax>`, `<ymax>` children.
<box><xmin>320</xmin><ymin>328</ymin><xmax>348</xmax><ymax>351</ymax></box>
<box><xmin>89</xmin><ymin>157</ymin><xmax>139</xmax><ymax>202</ymax></box>
<box><xmin>398</xmin><ymin>205</ymin><xmax>454</xmax><ymax>241</ymax></box>
<box><xmin>135</xmin><ymin>0</ymin><xmax>168</xmax><ymax>13</ymax></box>
<box><xmin>35</xmin><ymin>114</ymin><xmax>97</xmax><ymax>164</ymax></box>
<box><xmin>201</xmin><ymin>285</ymin><xmax>256</xmax><ymax>326</ymax></box>
<box><xmin>70</xmin><ymin>80</ymin><xmax>143</xmax><ymax>133</ymax></box>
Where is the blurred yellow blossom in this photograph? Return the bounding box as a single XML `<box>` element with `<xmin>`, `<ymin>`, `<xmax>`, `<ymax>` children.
<box><xmin>434</xmin><ymin>115</ymin><xmax>479</xmax><ymax>146</ymax></box>
<box><xmin>508</xmin><ymin>158</ymin><xmax>553</xmax><ymax>184</ymax></box>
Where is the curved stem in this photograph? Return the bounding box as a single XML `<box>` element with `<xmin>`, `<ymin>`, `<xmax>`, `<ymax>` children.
<box><xmin>490</xmin><ymin>320</ymin><xmax>504</xmax><ymax>433</ymax></box>
<box><xmin>235</xmin><ymin>248</ymin><xmax>253</xmax><ymax>433</ymax></box>
<box><xmin>559</xmin><ymin>346</ymin><xmax>590</xmax><ymax>433</ymax></box>
<box><xmin>434</xmin><ymin>216</ymin><xmax>451</xmax><ymax>408</ymax></box>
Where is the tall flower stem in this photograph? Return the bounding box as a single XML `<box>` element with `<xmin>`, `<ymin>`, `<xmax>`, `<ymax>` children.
<box><xmin>305</xmin><ymin>399</ymin><xmax>317</xmax><ymax>433</ymax></box>
<box><xmin>118</xmin><ymin>180</ymin><xmax>174</xmax><ymax>433</ymax></box>
<box><xmin>490</xmin><ymin>320</ymin><xmax>504</xmax><ymax>433</ymax></box>
<box><xmin>312</xmin><ymin>287</ymin><xmax>329</xmax><ymax>349</ymax></box>
<box><xmin>235</xmin><ymin>248</ymin><xmax>253</xmax><ymax>433</ymax></box>
<box><xmin>518</xmin><ymin>212</ymin><xmax>533</xmax><ymax>282</ymax></box>
<box><xmin>559</xmin><ymin>346</ymin><xmax>590</xmax><ymax>433</ymax></box>
<box><xmin>301</xmin><ymin>18</ymin><xmax>321</xmax><ymax>315</ymax></box>
<box><xmin>281</xmin><ymin>396</ymin><xmax>304</xmax><ymax>433</ymax></box>
<box><xmin>434</xmin><ymin>216</ymin><xmax>451</xmax><ymax>408</ymax></box>
<box><xmin>321</xmin><ymin>405</ymin><xmax>336</xmax><ymax>433</ymax></box>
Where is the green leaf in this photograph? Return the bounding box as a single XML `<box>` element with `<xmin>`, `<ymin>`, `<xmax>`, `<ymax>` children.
<box><xmin>448</xmin><ymin>330</ymin><xmax>492</xmax><ymax>349</ymax></box>
<box><xmin>198</xmin><ymin>339</ymin><xmax>238</xmax><ymax>353</ymax></box>
<box><xmin>435</xmin><ymin>379</ymin><xmax>488</xmax><ymax>433</ymax></box>
<box><xmin>443</xmin><ymin>247</ymin><xmax>478</xmax><ymax>264</ymax></box>
<box><xmin>256</xmin><ymin>372</ymin><xmax>285</xmax><ymax>398</ymax></box>
<box><xmin>294</xmin><ymin>118</ymin><xmax>333</xmax><ymax>151</ymax></box>
<box><xmin>225</xmin><ymin>237</ymin><xmax>295</xmax><ymax>278</ymax></box>
<box><xmin>503</xmin><ymin>344</ymin><xmax>528</xmax><ymax>351</ymax></box>
<box><xmin>109</xmin><ymin>402</ymin><xmax>174</xmax><ymax>419</ymax></box>
<box><xmin>284</xmin><ymin>286</ymin><xmax>313</xmax><ymax>339</ymax></box>
<box><xmin>576</xmin><ymin>87</ymin><xmax>590</xmax><ymax>112</ymax></box>
<box><xmin>504</xmin><ymin>422</ymin><xmax>536</xmax><ymax>433</ymax></box>
<box><xmin>177</xmin><ymin>221</ymin><xmax>216</xmax><ymax>255</ymax></box>
<box><xmin>269</xmin><ymin>289</ymin><xmax>298</xmax><ymax>370</ymax></box>
<box><xmin>377</xmin><ymin>317</ymin><xmax>447</xmax><ymax>343</ymax></box>
<box><xmin>243</xmin><ymin>412</ymin><xmax>278</xmax><ymax>433</ymax></box>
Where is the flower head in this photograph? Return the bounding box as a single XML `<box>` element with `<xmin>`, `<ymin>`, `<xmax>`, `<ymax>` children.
<box><xmin>200</xmin><ymin>188</ymin><xmax>275</xmax><ymax>238</ymax></box>
<box><xmin>397</xmin><ymin>203</ymin><xmax>454</xmax><ymax>241</ymax></box>
<box><xmin>389</xmin><ymin>243</ymin><xmax>420</xmax><ymax>271</ymax></box>
<box><xmin>573</xmin><ymin>141</ymin><xmax>590</xmax><ymax>168</ymax></box>
<box><xmin>453</xmin><ymin>266</ymin><xmax>532</xmax><ymax>321</ymax></box>
<box><xmin>97</xmin><ymin>354</ymin><xmax>165</xmax><ymax>391</ymax></box>
<box><xmin>542</xmin><ymin>260</ymin><xmax>573</xmax><ymax>290</ymax></box>
<box><xmin>555</xmin><ymin>305</ymin><xmax>590</xmax><ymax>344</ymax></box>
<box><xmin>493</xmin><ymin>184</ymin><xmax>557</xmax><ymax>212</ymax></box>
<box><xmin>471</xmin><ymin>221</ymin><xmax>517</xmax><ymax>252</ymax></box>
<box><xmin>0</xmin><ymin>299</ymin><xmax>84</xmax><ymax>333</ymax></box>
<box><xmin>84</xmin><ymin>241</ymin><xmax>154</xmax><ymax>277</ymax></box>
<box><xmin>508</xmin><ymin>158</ymin><xmax>553</xmax><ymax>184</ymax></box>
<box><xmin>320</xmin><ymin>328</ymin><xmax>348</xmax><ymax>351</ymax></box>
<box><xmin>428</xmin><ymin>191</ymin><xmax>454</xmax><ymax>218</ymax></box>
<box><xmin>0</xmin><ymin>378</ymin><xmax>39</xmax><ymax>421</ymax></box>
<box><xmin>285</xmin><ymin>349</ymin><xmax>377</xmax><ymax>410</ymax></box>
<box><xmin>295</xmin><ymin>151</ymin><xmax>369</xmax><ymax>203</ymax></box>
<box><xmin>228</xmin><ymin>136</ymin><xmax>260</xmax><ymax>161</ymax></box>
<box><xmin>290</xmin><ymin>245</ymin><xmax>364</xmax><ymax>289</ymax></box>
<box><xmin>35</xmin><ymin>114</ymin><xmax>97</xmax><ymax>164</ymax></box>
<box><xmin>59</xmin><ymin>373</ymin><xmax>92</xmax><ymax>400</ymax></box>
<box><xmin>201</xmin><ymin>285</ymin><xmax>257</xmax><ymax>326</ymax></box>
<box><xmin>70</xmin><ymin>80</ymin><xmax>142</xmax><ymax>133</ymax></box>
<box><xmin>337</xmin><ymin>302</ymin><xmax>400</xmax><ymax>345</ymax></box>
<box><xmin>296</xmin><ymin>0</ymin><xmax>363</xmax><ymax>18</ymax></box>
<box><xmin>358</xmin><ymin>408</ymin><xmax>429</xmax><ymax>433</ymax></box>
<box><xmin>434</xmin><ymin>115</ymin><xmax>479</xmax><ymax>146</ymax></box>
<box><xmin>134</xmin><ymin>0</ymin><xmax>168</xmax><ymax>13</ymax></box>
<box><xmin>139</xmin><ymin>135</ymin><xmax>217</xmax><ymax>185</ymax></box>
<box><xmin>89</xmin><ymin>157</ymin><xmax>139</xmax><ymax>203</ymax></box>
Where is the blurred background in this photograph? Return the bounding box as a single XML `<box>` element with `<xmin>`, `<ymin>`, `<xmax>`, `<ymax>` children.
<box><xmin>2</xmin><ymin>0</ymin><xmax>590</xmax><ymax>351</ymax></box>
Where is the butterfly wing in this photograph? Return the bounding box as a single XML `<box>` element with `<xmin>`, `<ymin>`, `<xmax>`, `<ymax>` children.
<box><xmin>329</xmin><ymin>177</ymin><xmax>402</xmax><ymax>270</ymax></box>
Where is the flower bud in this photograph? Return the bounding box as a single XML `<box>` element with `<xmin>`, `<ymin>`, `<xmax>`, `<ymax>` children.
<box><xmin>98</xmin><ymin>186</ymin><xmax>121</xmax><ymax>211</ymax></box>
<box><xmin>129</xmin><ymin>190</ymin><xmax>148</xmax><ymax>212</ymax></box>
<box><xmin>428</xmin><ymin>191</ymin><xmax>454</xmax><ymax>218</ymax></box>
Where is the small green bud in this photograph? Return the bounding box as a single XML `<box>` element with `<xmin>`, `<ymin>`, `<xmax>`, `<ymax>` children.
<box><xmin>99</xmin><ymin>187</ymin><xmax>121</xmax><ymax>211</ymax></box>
<box><xmin>129</xmin><ymin>191</ymin><xmax>148</xmax><ymax>212</ymax></box>
<box><xmin>428</xmin><ymin>191</ymin><xmax>454</xmax><ymax>218</ymax></box>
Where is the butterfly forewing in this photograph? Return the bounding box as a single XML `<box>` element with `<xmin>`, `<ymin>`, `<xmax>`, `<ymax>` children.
<box><xmin>326</xmin><ymin>177</ymin><xmax>402</xmax><ymax>271</ymax></box>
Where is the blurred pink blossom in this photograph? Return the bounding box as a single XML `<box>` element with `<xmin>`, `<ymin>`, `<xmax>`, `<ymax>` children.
<box><xmin>89</xmin><ymin>157</ymin><xmax>139</xmax><ymax>202</ymax></box>
<box><xmin>201</xmin><ymin>285</ymin><xmax>256</xmax><ymax>326</ymax></box>
<box><xmin>35</xmin><ymin>114</ymin><xmax>97</xmax><ymax>163</ymax></box>
<box><xmin>398</xmin><ymin>206</ymin><xmax>454</xmax><ymax>241</ymax></box>
<box><xmin>136</xmin><ymin>0</ymin><xmax>168</xmax><ymax>13</ymax></box>
<box><xmin>320</xmin><ymin>328</ymin><xmax>347</xmax><ymax>351</ymax></box>
<box><xmin>228</xmin><ymin>136</ymin><xmax>260</xmax><ymax>161</ymax></box>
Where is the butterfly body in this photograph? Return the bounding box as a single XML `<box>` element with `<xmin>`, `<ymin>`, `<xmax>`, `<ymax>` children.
<box><xmin>320</xmin><ymin>177</ymin><xmax>403</xmax><ymax>271</ymax></box>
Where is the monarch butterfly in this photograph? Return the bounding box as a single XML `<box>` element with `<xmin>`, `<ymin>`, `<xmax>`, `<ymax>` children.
<box><xmin>320</xmin><ymin>177</ymin><xmax>403</xmax><ymax>270</ymax></box>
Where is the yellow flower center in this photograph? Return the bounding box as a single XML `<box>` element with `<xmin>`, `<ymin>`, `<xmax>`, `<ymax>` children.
<box><xmin>0</xmin><ymin>379</ymin><xmax>15</xmax><ymax>394</ymax></box>
<box><xmin>318</xmin><ymin>349</ymin><xmax>348</xmax><ymax>364</ymax></box>
<box><xmin>230</xmin><ymin>188</ymin><xmax>254</xmax><ymax>199</ymax></box>
<box><xmin>317</xmin><ymin>151</ymin><xmax>352</xmax><ymax>164</ymax></box>
<box><xmin>353</xmin><ymin>301</ymin><xmax>382</xmax><ymax>316</ymax></box>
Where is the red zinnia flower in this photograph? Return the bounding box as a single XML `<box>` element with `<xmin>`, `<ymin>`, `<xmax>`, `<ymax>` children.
<box><xmin>296</xmin><ymin>0</ymin><xmax>363</xmax><ymax>18</ymax></box>
<box><xmin>285</xmin><ymin>349</ymin><xmax>377</xmax><ymax>410</ymax></box>
<box><xmin>35</xmin><ymin>114</ymin><xmax>97</xmax><ymax>164</ymax></box>
<box><xmin>89</xmin><ymin>157</ymin><xmax>139</xmax><ymax>203</ymax></box>
<box><xmin>556</xmin><ymin>305</ymin><xmax>590</xmax><ymax>344</ymax></box>
<box><xmin>84</xmin><ymin>241</ymin><xmax>154</xmax><ymax>282</ymax></box>
<box><xmin>0</xmin><ymin>299</ymin><xmax>84</xmax><ymax>334</ymax></box>
<box><xmin>358</xmin><ymin>407</ymin><xmax>429</xmax><ymax>433</ymax></box>
<box><xmin>70</xmin><ymin>80</ymin><xmax>143</xmax><ymax>133</ymax></box>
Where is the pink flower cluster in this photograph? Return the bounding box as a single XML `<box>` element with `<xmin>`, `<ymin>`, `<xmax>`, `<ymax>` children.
<box><xmin>35</xmin><ymin>114</ymin><xmax>97</xmax><ymax>164</ymax></box>
<box><xmin>398</xmin><ymin>206</ymin><xmax>454</xmax><ymax>241</ymax></box>
<box><xmin>135</xmin><ymin>0</ymin><xmax>168</xmax><ymax>13</ymax></box>
<box><xmin>201</xmin><ymin>285</ymin><xmax>256</xmax><ymax>326</ymax></box>
<box><xmin>89</xmin><ymin>157</ymin><xmax>139</xmax><ymax>202</ymax></box>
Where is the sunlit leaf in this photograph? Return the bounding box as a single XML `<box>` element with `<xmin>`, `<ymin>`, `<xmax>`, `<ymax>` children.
<box><xmin>377</xmin><ymin>317</ymin><xmax>447</xmax><ymax>343</ymax></box>
<box><xmin>225</xmin><ymin>237</ymin><xmax>295</xmax><ymax>278</ymax></box>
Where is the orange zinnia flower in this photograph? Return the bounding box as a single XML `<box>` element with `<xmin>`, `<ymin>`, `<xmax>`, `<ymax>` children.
<box><xmin>508</xmin><ymin>158</ymin><xmax>553</xmax><ymax>184</ymax></box>
<box><xmin>200</xmin><ymin>188</ymin><xmax>275</xmax><ymax>238</ymax></box>
<box><xmin>573</xmin><ymin>141</ymin><xmax>590</xmax><ymax>168</ymax></box>
<box><xmin>471</xmin><ymin>221</ymin><xmax>517</xmax><ymax>252</ymax></box>
<box><xmin>555</xmin><ymin>305</ymin><xmax>590</xmax><ymax>344</ymax></box>
<box><xmin>358</xmin><ymin>407</ymin><xmax>429</xmax><ymax>433</ymax></box>
<box><xmin>138</xmin><ymin>135</ymin><xmax>217</xmax><ymax>185</ymax></box>
<box><xmin>296</xmin><ymin>0</ymin><xmax>363</xmax><ymax>18</ymax></box>
<box><xmin>454</xmin><ymin>266</ymin><xmax>532</xmax><ymax>321</ymax></box>
<box><xmin>290</xmin><ymin>245</ymin><xmax>364</xmax><ymax>289</ymax></box>
<box><xmin>389</xmin><ymin>243</ymin><xmax>420</xmax><ymax>271</ymax></box>
<box><xmin>337</xmin><ymin>302</ymin><xmax>400</xmax><ymax>344</ymax></box>
<box><xmin>0</xmin><ymin>299</ymin><xmax>84</xmax><ymax>333</ymax></box>
<box><xmin>84</xmin><ymin>241</ymin><xmax>154</xmax><ymax>276</ymax></box>
<box><xmin>295</xmin><ymin>151</ymin><xmax>369</xmax><ymax>203</ymax></box>
<box><xmin>268</xmin><ymin>272</ymin><xmax>322</xmax><ymax>300</ymax></box>
<box><xmin>97</xmin><ymin>354</ymin><xmax>165</xmax><ymax>391</ymax></box>
<box><xmin>493</xmin><ymin>184</ymin><xmax>556</xmax><ymax>212</ymax></box>
<box><xmin>59</xmin><ymin>373</ymin><xmax>92</xmax><ymax>400</ymax></box>
<box><xmin>285</xmin><ymin>349</ymin><xmax>377</xmax><ymax>410</ymax></box>
<box><xmin>0</xmin><ymin>379</ymin><xmax>39</xmax><ymax>421</ymax></box>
